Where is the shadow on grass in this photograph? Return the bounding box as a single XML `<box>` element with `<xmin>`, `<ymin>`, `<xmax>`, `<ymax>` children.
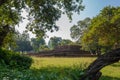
<box><xmin>100</xmin><ymin>76</ymin><xmax>120</xmax><ymax>80</ymax></box>
<box><xmin>111</xmin><ymin>63</ymin><xmax>120</xmax><ymax>67</ymax></box>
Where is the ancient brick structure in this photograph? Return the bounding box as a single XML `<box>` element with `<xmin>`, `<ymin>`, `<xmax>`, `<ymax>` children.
<box><xmin>27</xmin><ymin>45</ymin><xmax>96</xmax><ymax>57</ymax></box>
<box><xmin>54</xmin><ymin>45</ymin><xmax>81</xmax><ymax>52</ymax></box>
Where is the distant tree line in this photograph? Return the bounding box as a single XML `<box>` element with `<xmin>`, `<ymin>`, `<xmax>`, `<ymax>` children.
<box><xmin>3</xmin><ymin>31</ymin><xmax>75</xmax><ymax>53</ymax></box>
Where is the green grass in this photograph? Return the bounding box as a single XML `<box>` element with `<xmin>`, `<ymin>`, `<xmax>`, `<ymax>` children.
<box><xmin>0</xmin><ymin>57</ymin><xmax>120</xmax><ymax>80</ymax></box>
<box><xmin>31</xmin><ymin>57</ymin><xmax>120</xmax><ymax>80</ymax></box>
<box><xmin>100</xmin><ymin>62</ymin><xmax>120</xmax><ymax>80</ymax></box>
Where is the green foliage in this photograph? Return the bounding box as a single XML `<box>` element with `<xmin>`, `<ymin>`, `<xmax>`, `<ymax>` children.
<box><xmin>0</xmin><ymin>0</ymin><xmax>84</xmax><ymax>38</ymax></box>
<box><xmin>81</xmin><ymin>6</ymin><xmax>120</xmax><ymax>52</ymax></box>
<box><xmin>48</xmin><ymin>37</ymin><xmax>74</xmax><ymax>50</ymax></box>
<box><xmin>0</xmin><ymin>0</ymin><xmax>84</xmax><ymax>48</ymax></box>
<box><xmin>31</xmin><ymin>37</ymin><xmax>46</xmax><ymax>52</ymax></box>
<box><xmin>25</xmin><ymin>0</ymin><xmax>84</xmax><ymax>37</ymax></box>
<box><xmin>10</xmin><ymin>54</ymin><xmax>32</xmax><ymax>69</ymax></box>
<box><xmin>59</xmin><ymin>39</ymin><xmax>74</xmax><ymax>46</ymax></box>
<box><xmin>11</xmin><ymin>31</ymin><xmax>33</xmax><ymax>52</ymax></box>
<box><xmin>0</xmin><ymin>48</ymin><xmax>32</xmax><ymax>69</ymax></box>
<box><xmin>0</xmin><ymin>0</ymin><xmax>23</xmax><ymax>47</ymax></box>
<box><xmin>0</xmin><ymin>2</ymin><xmax>21</xmax><ymax>26</ymax></box>
<box><xmin>39</xmin><ymin>45</ymin><xmax>50</xmax><ymax>51</ymax></box>
<box><xmin>70</xmin><ymin>17</ymin><xmax>91</xmax><ymax>41</ymax></box>
<box><xmin>48</xmin><ymin>36</ymin><xmax>62</xmax><ymax>49</ymax></box>
<box><xmin>0</xmin><ymin>57</ymin><xmax>120</xmax><ymax>80</ymax></box>
<box><xmin>0</xmin><ymin>65</ymin><xmax>84</xmax><ymax>80</ymax></box>
<box><xmin>0</xmin><ymin>25</ymin><xmax>15</xmax><ymax>47</ymax></box>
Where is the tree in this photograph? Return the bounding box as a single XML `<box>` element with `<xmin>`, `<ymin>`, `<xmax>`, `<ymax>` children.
<box><xmin>0</xmin><ymin>25</ymin><xmax>15</xmax><ymax>48</ymax></box>
<box><xmin>48</xmin><ymin>36</ymin><xmax>62</xmax><ymax>49</ymax></box>
<box><xmin>80</xmin><ymin>48</ymin><xmax>120</xmax><ymax>80</ymax></box>
<box><xmin>70</xmin><ymin>17</ymin><xmax>91</xmax><ymax>41</ymax></box>
<box><xmin>31</xmin><ymin>37</ymin><xmax>45</xmax><ymax>52</ymax></box>
<box><xmin>81</xmin><ymin>6</ymin><xmax>120</xmax><ymax>54</ymax></box>
<box><xmin>39</xmin><ymin>45</ymin><xmax>49</xmax><ymax>51</ymax></box>
<box><xmin>80</xmin><ymin>6</ymin><xmax>120</xmax><ymax>80</ymax></box>
<box><xmin>59</xmin><ymin>39</ymin><xmax>74</xmax><ymax>46</ymax></box>
<box><xmin>11</xmin><ymin>31</ymin><xmax>33</xmax><ymax>52</ymax></box>
<box><xmin>0</xmin><ymin>0</ymin><xmax>84</xmax><ymax>47</ymax></box>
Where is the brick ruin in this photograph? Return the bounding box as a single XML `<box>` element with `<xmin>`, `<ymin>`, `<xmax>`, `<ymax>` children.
<box><xmin>27</xmin><ymin>45</ymin><xmax>97</xmax><ymax>57</ymax></box>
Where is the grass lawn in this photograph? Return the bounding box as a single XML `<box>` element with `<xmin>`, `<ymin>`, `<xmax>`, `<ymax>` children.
<box><xmin>31</xmin><ymin>57</ymin><xmax>120</xmax><ymax>80</ymax></box>
<box><xmin>31</xmin><ymin>57</ymin><xmax>95</xmax><ymax>68</ymax></box>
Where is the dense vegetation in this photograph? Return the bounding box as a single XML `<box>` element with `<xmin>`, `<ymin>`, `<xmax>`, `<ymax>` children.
<box><xmin>0</xmin><ymin>48</ymin><xmax>32</xmax><ymax>69</ymax></box>
<box><xmin>70</xmin><ymin>6</ymin><xmax>120</xmax><ymax>54</ymax></box>
<box><xmin>0</xmin><ymin>0</ymin><xmax>120</xmax><ymax>80</ymax></box>
<box><xmin>0</xmin><ymin>57</ymin><xmax>120</xmax><ymax>80</ymax></box>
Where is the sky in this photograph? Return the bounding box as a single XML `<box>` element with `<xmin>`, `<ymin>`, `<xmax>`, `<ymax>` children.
<box><xmin>16</xmin><ymin>0</ymin><xmax>120</xmax><ymax>43</ymax></box>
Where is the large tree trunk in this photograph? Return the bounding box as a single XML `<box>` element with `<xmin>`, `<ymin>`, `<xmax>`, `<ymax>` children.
<box><xmin>0</xmin><ymin>25</ymin><xmax>10</xmax><ymax>47</ymax></box>
<box><xmin>80</xmin><ymin>48</ymin><xmax>120</xmax><ymax>80</ymax></box>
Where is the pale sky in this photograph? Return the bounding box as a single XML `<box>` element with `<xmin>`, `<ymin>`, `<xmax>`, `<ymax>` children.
<box><xmin>16</xmin><ymin>0</ymin><xmax>120</xmax><ymax>43</ymax></box>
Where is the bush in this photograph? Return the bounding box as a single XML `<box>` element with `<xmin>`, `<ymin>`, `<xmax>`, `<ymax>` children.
<box><xmin>0</xmin><ymin>48</ymin><xmax>12</xmax><ymax>65</ymax></box>
<box><xmin>10</xmin><ymin>54</ymin><xmax>32</xmax><ymax>69</ymax></box>
<box><xmin>0</xmin><ymin>48</ymin><xmax>32</xmax><ymax>69</ymax></box>
<box><xmin>0</xmin><ymin>66</ymin><xmax>84</xmax><ymax>80</ymax></box>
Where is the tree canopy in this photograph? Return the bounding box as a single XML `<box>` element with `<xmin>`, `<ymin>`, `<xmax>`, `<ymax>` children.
<box><xmin>59</xmin><ymin>39</ymin><xmax>73</xmax><ymax>46</ymax></box>
<box><xmin>31</xmin><ymin>37</ymin><xmax>46</xmax><ymax>52</ymax></box>
<box><xmin>0</xmin><ymin>0</ymin><xmax>84</xmax><ymax>47</ymax></box>
<box><xmin>70</xmin><ymin>17</ymin><xmax>91</xmax><ymax>41</ymax></box>
<box><xmin>81</xmin><ymin>6</ymin><xmax>120</xmax><ymax>52</ymax></box>
<box><xmin>48</xmin><ymin>36</ymin><xmax>62</xmax><ymax>49</ymax></box>
<box><xmin>11</xmin><ymin>31</ymin><xmax>33</xmax><ymax>52</ymax></box>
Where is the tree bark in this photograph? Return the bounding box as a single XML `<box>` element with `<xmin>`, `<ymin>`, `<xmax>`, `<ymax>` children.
<box><xmin>0</xmin><ymin>25</ymin><xmax>10</xmax><ymax>47</ymax></box>
<box><xmin>80</xmin><ymin>48</ymin><xmax>120</xmax><ymax>80</ymax></box>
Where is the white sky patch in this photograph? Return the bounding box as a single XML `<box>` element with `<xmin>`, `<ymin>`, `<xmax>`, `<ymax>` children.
<box><xmin>46</xmin><ymin>14</ymin><xmax>74</xmax><ymax>43</ymax></box>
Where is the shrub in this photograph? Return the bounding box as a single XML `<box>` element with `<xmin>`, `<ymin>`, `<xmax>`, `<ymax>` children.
<box><xmin>0</xmin><ymin>66</ymin><xmax>84</xmax><ymax>80</ymax></box>
<box><xmin>0</xmin><ymin>48</ymin><xmax>12</xmax><ymax>65</ymax></box>
<box><xmin>10</xmin><ymin>54</ymin><xmax>33</xmax><ymax>69</ymax></box>
<box><xmin>0</xmin><ymin>48</ymin><xmax>32</xmax><ymax>69</ymax></box>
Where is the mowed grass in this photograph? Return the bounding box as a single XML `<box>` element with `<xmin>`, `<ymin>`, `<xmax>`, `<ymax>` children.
<box><xmin>31</xmin><ymin>57</ymin><xmax>120</xmax><ymax>80</ymax></box>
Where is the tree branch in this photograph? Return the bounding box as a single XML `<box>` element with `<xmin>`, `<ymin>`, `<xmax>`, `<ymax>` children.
<box><xmin>80</xmin><ymin>48</ymin><xmax>120</xmax><ymax>80</ymax></box>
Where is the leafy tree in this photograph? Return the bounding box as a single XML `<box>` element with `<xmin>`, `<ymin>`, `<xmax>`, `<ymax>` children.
<box><xmin>0</xmin><ymin>0</ymin><xmax>84</xmax><ymax>47</ymax></box>
<box><xmin>31</xmin><ymin>37</ymin><xmax>45</xmax><ymax>52</ymax></box>
<box><xmin>0</xmin><ymin>0</ymin><xmax>22</xmax><ymax>47</ymax></box>
<box><xmin>39</xmin><ymin>45</ymin><xmax>49</xmax><ymax>51</ymax></box>
<box><xmin>11</xmin><ymin>31</ymin><xmax>33</xmax><ymax>52</ymax></box>
<box><xmin>81</xmin><ymin>6</ymin><xmax>120</xmax><ymax>54</ymax></box>
<box><xmin>0</xmin><ymin>27</ymin><xmax>15</xmax><ymax>49</ymax></box>
<box><xmin>70</xmin><ymin>17</ymin><xmax>91</xmax><ymax>41</ymax></box>
<box><xmin>48</xmin><ymin>36</ymin><xmax>62</xmax><ymax>49</ymax></box>
<box><xmin>59</xmin><ymin>39</ymin><xmax>74</xmax><ymax>46</ymax></box>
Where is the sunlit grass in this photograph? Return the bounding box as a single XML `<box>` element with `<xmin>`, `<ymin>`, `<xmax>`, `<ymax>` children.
<box><xmin>31</xmin><ymin>57</ymin><xmax>96</xmax><ymax>69</ymax></box>
<box><xmin>100</xmin><ymin>62</ymin><xmax>120</xmax><ymax>79</ymax></box>
<box><xmin>1</xmin><ymin>57</ymin><xmax>120</xmax><ymax>80</ymax></box>
<box><xmin>31</xmin><ymin>57</ymin><xmax>120</xmax><ymax>80</ymax></box>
